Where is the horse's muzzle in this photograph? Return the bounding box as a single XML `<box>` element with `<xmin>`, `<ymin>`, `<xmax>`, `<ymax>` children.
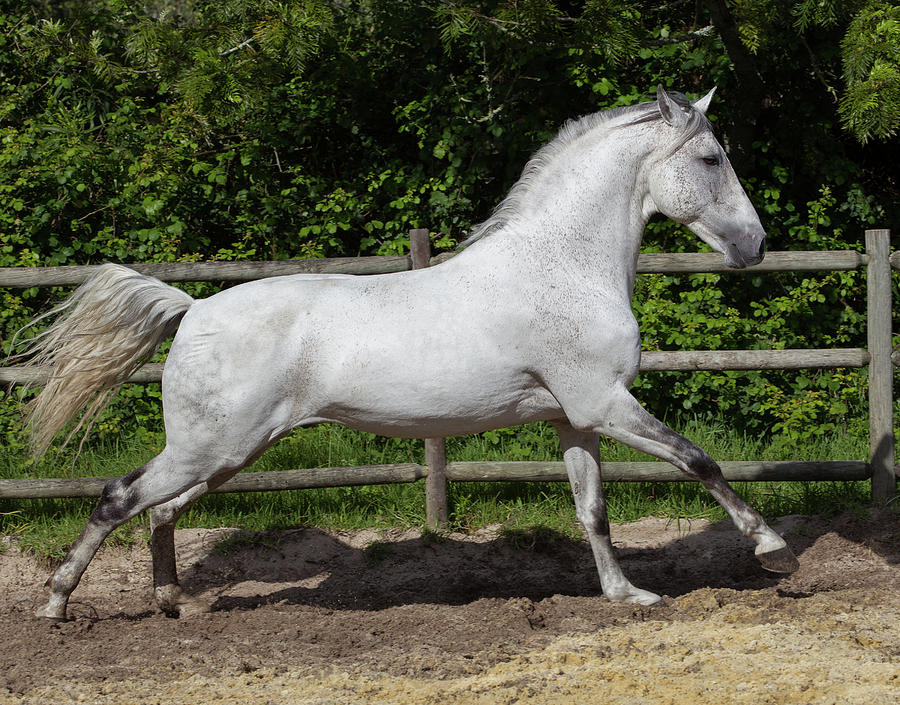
<box><xmin>724</xmin><ymin>236</ymin><xmax>766</xmax><ymax>268</ymax></box>
<box><xmin>746</xmin><ymin>237</ymin><xmax>766</xmax><ymax>266</ymax></box>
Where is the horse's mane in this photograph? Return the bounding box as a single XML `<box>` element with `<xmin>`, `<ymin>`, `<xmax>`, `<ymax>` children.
<box><xmin>461</xmin><ymin>91</ymin><xmax>711</xmax><ymax>248</ymax></box>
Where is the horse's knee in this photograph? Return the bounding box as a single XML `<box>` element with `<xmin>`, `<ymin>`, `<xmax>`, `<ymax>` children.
<box><xmin>149</xmin><ymin>503</ymin><xmax>177</xmax><ymax>531</ymax></box>
<box><xmin>150</xmin><ymin>482</ymin><xmax>211</xmax><ymax>532</ymax></box>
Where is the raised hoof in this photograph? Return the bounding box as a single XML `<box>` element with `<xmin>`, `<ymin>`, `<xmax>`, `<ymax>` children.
<box><xmin>756</xmin><ymin>545</ymin><xmax>800</xmax><ymax>574</ymax></box>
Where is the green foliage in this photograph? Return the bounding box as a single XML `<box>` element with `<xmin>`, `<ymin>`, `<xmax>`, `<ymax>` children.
<box><xmin>123</xmin><ymin>0</ymin><xmax>335</xmax><ymax>117</ymax></box>
<box><xmin>730</xmin><ymin>0</ymin><xmax>900</xmax><ymax>142</ymax></box>
<box><xmin>434</xmin><ymin>0</ymin><xmax>641</xmax><ymax>61</ymax></box>
<box><xmin>839</xmin><ymin>2</ymin><xmax>900</xmax><ymax>141</ymax></box>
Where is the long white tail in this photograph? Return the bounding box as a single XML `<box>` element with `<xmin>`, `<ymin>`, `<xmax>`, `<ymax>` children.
<box><xmin>16</xmin><ymin>264</ymin><xmax>194</xmax><ymax>456</ymax></box>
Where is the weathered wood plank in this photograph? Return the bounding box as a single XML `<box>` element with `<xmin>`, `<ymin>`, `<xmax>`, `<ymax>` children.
<box><xmin>639</xmin><ymin>348</ymin><xmax>869</xmax><ymax>371</ymax></box>
<box><xmin>217</xmin><ymin>464</ymin><xmax>428</xmax><ymax>491</ymax></box>
<box><xmin>0</xmin><ymin>460</ymin><xmax>869</xmax><ymax>499</ymax></box>
<box><xmin>0</xmin><ymin>464</ymin><xmax>428</xmax><ymax>499</ymax></box>
<box><xmin>0</xmin><ymin>250</ymin><xmax>869</xmax><ymax>289</ymax></box>
<box><xmin>0</xmin><ymin>348</ymin><xmax>871</xmax><ymax>387</ymax></box>
<box><xmin>0</xmin><ymin>363</ymin><xmax>166</xmax><ymax>386</ymax></box>
<box><xmin>866</xmin><ymin>229</ymin><xmax>896</xmax><ymax>504</ymax></box>
<box><xmin>409</xmin><ymin>227</ymin><xmax>451</xmax><ymax>529</ymax></box>
<box><xmin>424</xmin><ymin>438</ymin><xmax>449</xmax><ymax>528</ymax></box>
<box><xmin>0</xmin><ymin>257</ymin><xmax>413</xmax><ymax>288</ymax></box>
<box><xmin>0</xmin><ymin>476</ymin><xmax>112</xmax><ymax>498</ymax></box>
<box><xmin>445</xmin><ymin>460</ymin><xmax>871</xmax><ymax>483</ymax></box>
<box><xmin>408</xmin><ymin>228</ymin><xmax>431</xmax><ymax>271</ymax></box>
<box><xmin>635</xmin><ymin>250</ymin><xmax>866</xmax><ymax>273</ymax></box>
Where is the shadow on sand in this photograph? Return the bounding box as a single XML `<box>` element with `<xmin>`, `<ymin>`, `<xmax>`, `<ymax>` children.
<box><xmin>171</xmin><ymin>508</ymin><xmax>899</xmax><ymax>614</ymax></box>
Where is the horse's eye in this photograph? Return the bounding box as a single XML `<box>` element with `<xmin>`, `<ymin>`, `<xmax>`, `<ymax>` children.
<box><xmin>702</xmin><ymin>156</ymin><xmax>719</xmax><ymax>166</ymax></box>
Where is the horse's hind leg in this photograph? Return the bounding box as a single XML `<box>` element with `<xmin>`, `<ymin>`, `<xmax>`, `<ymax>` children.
<box><xmin>149</xmin><ymin>484</ymin><xmax>212</xmax><ymax>617</ymax></box>
<box><xmin>36</xmin><ymin>449</ymin><xmax>205</xmax><ymax>621</ymax></box>
<box><xmin>590</xmin><ymin>390</ymin><xmax>799</xmax><ymax>574</ymax></box>
<box><xmin>555</xmin><ymin>422</ymin><xmax>661</xmax><ymax>605</ymax></box>
<box><xmin>149</xmin><ymin>472</ymin><xmax>239</xmax><ymax>617</ymax></box>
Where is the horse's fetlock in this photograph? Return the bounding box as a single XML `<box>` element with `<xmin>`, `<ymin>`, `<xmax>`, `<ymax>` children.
<box><xmin>149</xmin><ymin>508</ymin><xmax>176</xmax><ymax>530</ymax></box>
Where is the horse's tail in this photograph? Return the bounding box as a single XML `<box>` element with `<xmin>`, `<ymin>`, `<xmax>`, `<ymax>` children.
<box><xmin>15</xmin><ymin>263</ymin><xmax>195</xmax><ymax>457</ymax></box>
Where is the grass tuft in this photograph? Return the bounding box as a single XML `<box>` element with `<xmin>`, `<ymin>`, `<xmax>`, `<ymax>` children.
<box><xmin>363</xmin><ymin>540</ymin><xmax>394</xmax><ymax>563</ymax></box>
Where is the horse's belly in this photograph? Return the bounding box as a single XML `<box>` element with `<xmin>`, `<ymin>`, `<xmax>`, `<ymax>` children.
<box><xmin>312</xmin><ymin>374</ymin><xmax>564</xmax><ymax>438</ymax></box>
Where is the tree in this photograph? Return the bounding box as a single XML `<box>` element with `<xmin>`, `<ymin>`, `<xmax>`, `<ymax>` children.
<box><xmin>837</xmin><ymin>1</ymin><xmax>900</xmax><ymax>142</ymax></box>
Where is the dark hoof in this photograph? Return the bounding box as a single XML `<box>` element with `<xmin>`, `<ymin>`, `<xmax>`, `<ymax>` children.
<box><xmin>757</xmin><ymin>545</ymin><xmax>800</xmax><ymax>574</ymax></box>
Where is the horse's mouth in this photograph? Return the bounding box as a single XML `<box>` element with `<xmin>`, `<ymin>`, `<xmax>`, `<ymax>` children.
<box><xmin>723</xmin><ymin>248</ymin><xmax>749</xmax><ymax>269</ymax></box>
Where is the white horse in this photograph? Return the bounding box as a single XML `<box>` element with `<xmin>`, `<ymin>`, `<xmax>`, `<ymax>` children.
<box><xmin>22</xmin><ymin>86</ymin><xmax>797</xmax><ymax>621</ymax></box>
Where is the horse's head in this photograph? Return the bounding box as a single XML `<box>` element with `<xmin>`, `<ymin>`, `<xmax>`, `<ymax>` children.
<box><xmin>645</xmin><ymin>86</ymin><xmax>766</xmax><ymax>268</ymax></box>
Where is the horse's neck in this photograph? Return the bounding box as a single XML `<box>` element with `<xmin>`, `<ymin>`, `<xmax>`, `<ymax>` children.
<box><xmin>504</xmin><ymin>139</ymin><xmax>651</xmax><ymax>301</ymax></box>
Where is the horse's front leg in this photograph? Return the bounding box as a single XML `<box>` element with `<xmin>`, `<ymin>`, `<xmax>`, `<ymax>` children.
<box><xmin>554</xmin><ymin>421</ymin><xmax>662</xmax><ymax>605</ymax></box>
<box><xmin>578</xmin><ymin>388</ymin><xmax>799</xmax><ymax>574</ymax></box>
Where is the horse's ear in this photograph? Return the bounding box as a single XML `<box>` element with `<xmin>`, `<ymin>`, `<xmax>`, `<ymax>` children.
<box><xmin>656</xmin><ymin>85</ymin><xmax>686</xmax><ymax>128</ymax></box>
<box><xmin>693</xmin><ymin>87</ymin><xmax>716</xmax><ymax>115</ymax></box>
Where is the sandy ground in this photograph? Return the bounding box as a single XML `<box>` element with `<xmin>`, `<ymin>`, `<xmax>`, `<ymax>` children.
<box><xmin>1</xmin><ymin>510</ymin><xmax>898</xmax><ymax>704</ymax></box>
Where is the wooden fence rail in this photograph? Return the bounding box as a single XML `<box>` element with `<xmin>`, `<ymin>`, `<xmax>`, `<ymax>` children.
<box><xmin>0</xmin><ymin>229</ymin><xmax>896</xmax><ymax>520</ymax></box>
<box><xmin>0</xmin><ymin>250</ymin><xmax>872</xmax><ymax>289</ymax></box>
<box><xmin>0</xmin><ymin>461</ymin><xmax>870</xmax><ymax>500</ymax></box>
<box><xmin>0</xmin><ymin>349</ymin><xmax>873</xmax><ymax>387</ymax></box>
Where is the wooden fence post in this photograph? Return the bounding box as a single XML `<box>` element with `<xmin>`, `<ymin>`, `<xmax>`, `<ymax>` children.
<box><xmin>865</xmin><ymin>229</ymin><xmax>896</xmax><ymax>504</ymax></box>
<box><xmin>409</xmin><ymin>228</ymin><xmax>450</xmax><ymax>528</ymax></box>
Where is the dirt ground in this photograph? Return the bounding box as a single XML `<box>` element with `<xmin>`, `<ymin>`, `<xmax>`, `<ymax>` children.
<box><xmin>1</xmin><ymin>509</ymin><xmax>898</xmax><ymax>704</ymax></box>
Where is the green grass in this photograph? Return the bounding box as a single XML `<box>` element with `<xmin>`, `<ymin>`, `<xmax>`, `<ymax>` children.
<box><xmin>0</xmin><ymin>420</ymin><xmax>875</xmax><ymax>559</ymax></box>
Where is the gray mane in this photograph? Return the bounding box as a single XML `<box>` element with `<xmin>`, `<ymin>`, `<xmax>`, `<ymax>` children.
<box><xmin>461</xmin><ymin>91</ymin><xmax>711</xmax><ymax>248</ymax></box>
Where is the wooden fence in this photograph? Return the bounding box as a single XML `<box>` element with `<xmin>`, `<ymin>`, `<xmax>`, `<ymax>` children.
<box><xmin>0</xmin><ymin>228</ymin><xmax>896</xmax><ymax>524</ymax></box>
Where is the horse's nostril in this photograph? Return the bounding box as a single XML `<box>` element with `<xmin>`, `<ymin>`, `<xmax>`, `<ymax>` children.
<box><xmin>757</xmin><ymin>239</ymin><xmax>766</xmax><ymax>259</ymax></box>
